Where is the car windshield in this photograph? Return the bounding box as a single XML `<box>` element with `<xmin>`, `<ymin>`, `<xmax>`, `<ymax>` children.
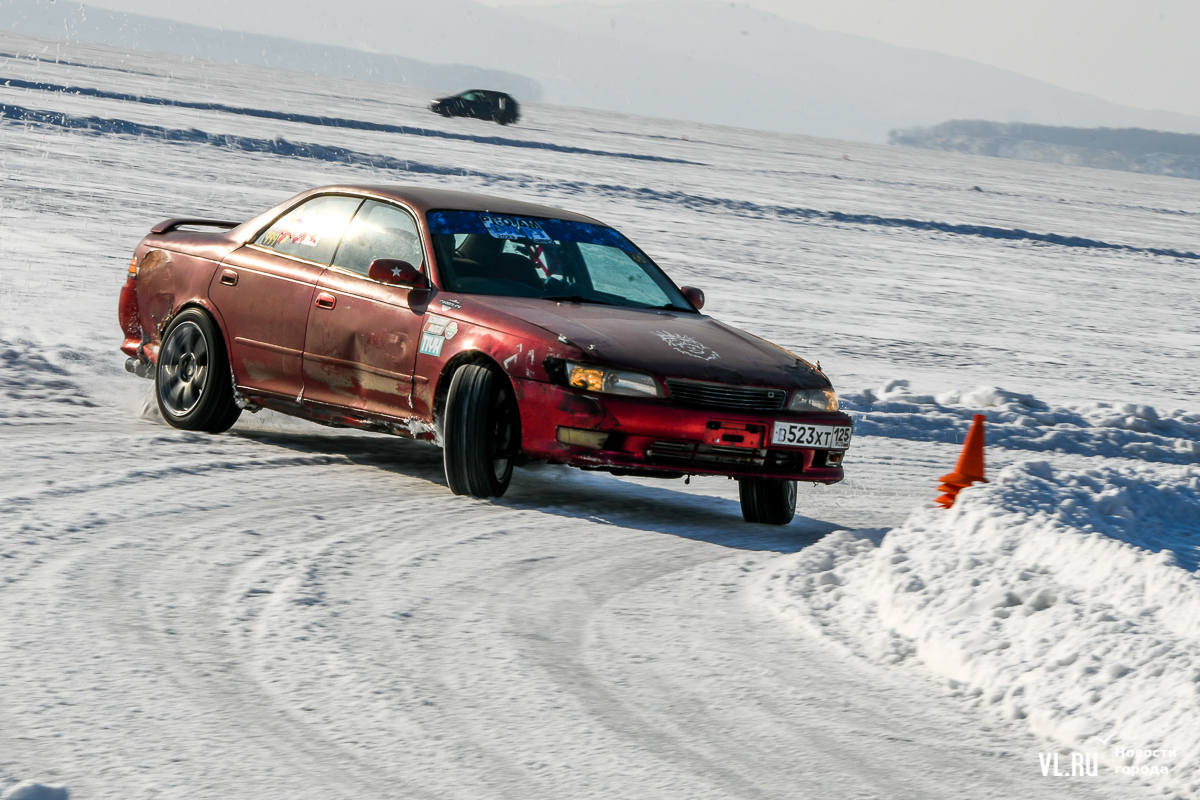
<box><xmin>427</xmin><ymin>211</ymin><xmax>694</xmax><ymax>311</ymax></box>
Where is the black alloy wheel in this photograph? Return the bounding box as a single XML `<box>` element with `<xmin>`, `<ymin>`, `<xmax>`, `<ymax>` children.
<box><xmin>155</xmin><ymin>308</ymin><xmax>241</xmax><ymax>433</ymax></box>
<box><xmin>738</xmin><ymin>477</ymin><xmax>797</xmax><ymax>525</ymax></box>
<box><xmin>442</xmin><ymin>363</ymin><xmax>520</xmax><ymax>497</ymax></box>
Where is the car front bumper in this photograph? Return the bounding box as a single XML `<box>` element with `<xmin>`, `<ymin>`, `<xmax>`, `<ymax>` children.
<box><xmin>513</xmin><ymin>378</ymin><xmax>851</xmax><ymax>483</ymax></box>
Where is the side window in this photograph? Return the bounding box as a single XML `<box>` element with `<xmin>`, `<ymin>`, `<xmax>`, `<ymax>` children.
<box><xmin>332</xmin><ymin>200</ymin><xmax>424</xmax><ymax>277</ymax></box>
<box><xmin>255</xmin><ymin>195</ymin><xmax>362</xmax><ymax>265</ymax></box>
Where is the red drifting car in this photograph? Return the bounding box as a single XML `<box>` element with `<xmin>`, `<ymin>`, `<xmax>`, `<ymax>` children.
<box><xmin>118</xmin><ymin>186</ymin><xmax>852</xmax><ymax>524</ymax></box>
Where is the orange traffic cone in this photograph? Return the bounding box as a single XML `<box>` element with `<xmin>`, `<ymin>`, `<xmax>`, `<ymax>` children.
<box><xmin>935</xmin><ymin>414</ymin><xmax>987</xmax><ymax>508</ymax></box>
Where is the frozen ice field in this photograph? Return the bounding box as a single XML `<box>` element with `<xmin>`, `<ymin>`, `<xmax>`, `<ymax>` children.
<box><xmin>0</xmin><ymin>30</ymin><xmax>1198</xmax><ymax>800</ymax></box>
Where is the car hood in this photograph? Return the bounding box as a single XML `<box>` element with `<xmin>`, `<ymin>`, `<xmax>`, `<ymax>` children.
<box><xmin>468</xmin><ymin>296</ymin><xmax>829</xmax><ymax>390</ymax></box>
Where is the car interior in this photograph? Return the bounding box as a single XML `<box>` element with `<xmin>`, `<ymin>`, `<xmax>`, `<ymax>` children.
<box><xmin>437</xmin><ymin>233</ymin><xmax>566</xmax><ymax>297</ymax></box>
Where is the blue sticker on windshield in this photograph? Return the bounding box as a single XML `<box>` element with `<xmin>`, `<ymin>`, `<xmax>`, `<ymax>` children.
<box><xmin>479</xmin><ymin>214</ymin><xmax>552</xmax><ymax>243</ymax></box>
<box><xmin>427</xmin><ymin>210</ymin><xmax>641</xmax><ymax>254</ymax></box>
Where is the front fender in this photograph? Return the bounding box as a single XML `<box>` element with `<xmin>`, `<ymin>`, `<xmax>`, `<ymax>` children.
<box><xmin>412</xmin><ymin>314</ymin><xmax>580</xmax><ymax>421</ymax></box>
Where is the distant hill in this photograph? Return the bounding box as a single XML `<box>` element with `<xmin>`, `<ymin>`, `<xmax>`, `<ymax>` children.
<box><xmin>0</xmin><ymin>0</ymin><xmax>543</xmax><ymax>100</ymax></box>
<box><xmin>890</xmin><ymin>120</ymin><xmax>1200</xmax><ymax>180</ymax></box>
<box><xmin>5</xmin><ymin>0</ymin><xmax>1200</xmax><ymax>142</ymax></box>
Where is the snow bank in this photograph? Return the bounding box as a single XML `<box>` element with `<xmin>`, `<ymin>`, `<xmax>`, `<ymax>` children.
<box><xmin>843</xmin><ymin>380</ymin><xmax>1200</xmax><ymax>464</ymax></box>
<box><xmin>758</xmin><ymin>460</ymin><xmax>1200</xmax><ymax>796</ymax></box>
<box><xmin>1</xmin><ymin>782</ymin><xmax>69</xmax><ymax>800</ymax></box>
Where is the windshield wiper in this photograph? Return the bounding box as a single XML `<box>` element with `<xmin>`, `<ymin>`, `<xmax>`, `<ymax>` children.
<box><xmin>543</xmin><ymin>295</ymin><xmax>618</xmax><ymax>306</ymax></box>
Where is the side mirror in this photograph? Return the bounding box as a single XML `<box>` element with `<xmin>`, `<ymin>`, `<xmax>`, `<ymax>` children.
<box><xmin>368</xmin><ymin>258</ymin><xmax>427</xmax><ymax>288</ymax></box>
<box><xmin>681</xmin><ymin>286</ymin><xmax>705</xmax><ymax>310</ymax></box>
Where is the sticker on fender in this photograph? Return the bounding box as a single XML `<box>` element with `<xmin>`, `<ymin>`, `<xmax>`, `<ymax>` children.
<box><xmin>771</xmin><ymin>422</ymin><xmax>852</xmax><ymax>449</ymax></box>
<box><xmin>419</xmin><ymin>332</ymin><xmax>445</xmax><ymax>357</ymax></box>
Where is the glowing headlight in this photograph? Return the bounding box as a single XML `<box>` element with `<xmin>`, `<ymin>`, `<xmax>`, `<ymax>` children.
<box><xmin>788</xmin><ymin>388</ymin><xmax>839</xmax><ymax>412</ymax></box>
<box><xmin>565</xmin><ymin>362</ymin><xmax>662</xmax><ymax>398</ymax></box>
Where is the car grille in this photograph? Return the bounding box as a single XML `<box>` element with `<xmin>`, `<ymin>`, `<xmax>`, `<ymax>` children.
<box><xmin>665</xmin><ymin>379</ymin><xmax>787</xmax><ymax>411</ymax></box>
<box><xmin>645</xmin><ymin>442</ymin><xmax>804</xmax><ymax>471</ymax></box>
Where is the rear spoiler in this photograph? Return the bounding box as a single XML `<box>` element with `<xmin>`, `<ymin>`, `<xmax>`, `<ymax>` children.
<box><xmin>150</xmin><ymin>218</ymin><xmax>242</xmax><ymax>235</ymax></box>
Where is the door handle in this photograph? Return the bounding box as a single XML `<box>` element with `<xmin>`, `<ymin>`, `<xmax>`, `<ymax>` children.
<box><xmin>315</xmin><ymin>292</ymin><xmax>336</xmax><ymax>309</ymax></box>
<box><xmin>220</xmin><ymin>269</ymin><xmax>238</xmax><ymax>286</ymax></box>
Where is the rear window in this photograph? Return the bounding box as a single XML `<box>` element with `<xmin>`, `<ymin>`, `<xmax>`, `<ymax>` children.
<box><xmin>254</xmin><ymin>195</ymin><xmax>362</xmax><ymax>265</ymax></box>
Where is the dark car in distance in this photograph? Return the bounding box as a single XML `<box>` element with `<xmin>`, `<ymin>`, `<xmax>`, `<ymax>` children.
<box><xmin>117</xmin><ymin>186</ymin><xmax>853</xmax><ymax>525</ymax></box>
<box><xmin>430</xmin><ymin>90</ymin><xmax>520</xmax><ymax>125</ymax></box>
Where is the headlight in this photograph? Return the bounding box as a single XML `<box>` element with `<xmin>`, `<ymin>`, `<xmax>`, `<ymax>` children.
<box><xmin>565</xmin><ymin>362</ymin><xmax>662</xmax><ymax>398</ymax></box>
<box><xmin>788</xmin><ymin>387</ymin><xmax>839</xmax><ymax>412</ymax></box>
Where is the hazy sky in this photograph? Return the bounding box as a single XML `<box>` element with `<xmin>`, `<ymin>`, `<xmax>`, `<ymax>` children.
<box><xmin>76</xmin><ymin>0</ymin><xmax>1200</xmax><ymax>119</ymax></box>
<box><xmin>486</xmin><ymin>0</ymin><xmax>1200</xmax><ymax>118</ymax></box>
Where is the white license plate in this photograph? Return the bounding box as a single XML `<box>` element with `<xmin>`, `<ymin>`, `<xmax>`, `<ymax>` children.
<box><xmin>771</xmin><ymin>421</ymin><xmax>852</xmax><ymax>449</ymax></box>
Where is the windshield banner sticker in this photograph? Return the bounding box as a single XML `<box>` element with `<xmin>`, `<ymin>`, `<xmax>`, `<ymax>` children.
<box><xmin>651</xmin><ymin>330</ymin><xmax>720</xmax><ymax>361</ymax></box>
<box><xmin>479</xmin><ymin>214</ymin><xmax>552</xmax><ymax>243</ymax></box>
<box><xmin>429</xmin><ymin>211</ymin><xmax>638</xmax><ymax>253</ymax></box>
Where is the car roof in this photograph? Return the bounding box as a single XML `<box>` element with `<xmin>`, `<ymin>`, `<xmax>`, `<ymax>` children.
<box><xmin>302</xmin><ymin>185</ymin><xmax>602</xmax><ymax>225</ymax></box>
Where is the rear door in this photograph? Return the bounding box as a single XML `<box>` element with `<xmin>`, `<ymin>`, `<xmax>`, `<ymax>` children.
<box><xmin>461</xmin><ymin>92</ymin><xmax>489</xmax><ymax>119</ymax></box>
<box><xmin>302</xmin><ymin>199</ymin><xmax>429</xmax><ymax>417</ymax></box>
<box><xmin>212</xmin><ymin>195</ymin><xmax>362</xmax><ymax>401</ymax></box>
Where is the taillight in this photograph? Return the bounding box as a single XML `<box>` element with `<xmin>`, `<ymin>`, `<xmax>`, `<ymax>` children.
<box><xmin>128</xmin><ymin>256</ymin><xmax>139</xmax><ymax>279</ymax></box>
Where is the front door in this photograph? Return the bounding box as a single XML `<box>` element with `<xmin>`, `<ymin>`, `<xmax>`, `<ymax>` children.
<box><xmin>302</xmin><ymin>199</ymin><xmax>429</xmax><ymax>417</ymax></box>
<box><xmin>212</xmin><ymin>194</ymin><xmax>362</xmax><ymax>401</ymax></box>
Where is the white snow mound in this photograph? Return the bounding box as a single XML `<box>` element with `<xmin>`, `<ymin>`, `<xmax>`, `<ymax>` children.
<box><xmin>843</xmin><ymin>380</ymin><xmax>1200</xmax><ymax>464</ymax></box>
<box><xmin>1</xmin><ymin>782</ymin><xmax>69</xmax><ymax>800</ymax></box>
<box><xmin>758</xmin><ymin>460</ymin><xmax>1200</xmax><ymax>796</ymax></box>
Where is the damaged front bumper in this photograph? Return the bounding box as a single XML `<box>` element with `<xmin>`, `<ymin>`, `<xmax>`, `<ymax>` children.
<box><xmin>513</xmin><ymin>378</ymin><xmax>851</xmax><ymax>483</ymax></box>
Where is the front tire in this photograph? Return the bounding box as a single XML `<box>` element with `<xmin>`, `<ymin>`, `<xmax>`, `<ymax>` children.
<box><xmin>155</xmin><ymin>308</ymin><xmax>241</xmax><ymax>433</ymax></box>
<box><xmin>738</xmin><ymin>477</ymin><xmax>797</xmax><ymax>525</ymax></box>
<box><xmin>442</xmin><ymin>363</ymin><xmax>520</xmax><ymax>497</ymax></box>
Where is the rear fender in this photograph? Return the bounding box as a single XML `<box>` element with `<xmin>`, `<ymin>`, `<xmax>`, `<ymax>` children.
<box><xmin>134</xmin><ymin>247</ymin><xmax>224</xmax><ymax>363</ymax></box>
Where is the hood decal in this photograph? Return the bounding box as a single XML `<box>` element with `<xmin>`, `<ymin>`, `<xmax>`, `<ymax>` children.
<box><xmin>651</xmin><ymin>330</ymin><xmax>720</xmax><ymax>362</ymax></box>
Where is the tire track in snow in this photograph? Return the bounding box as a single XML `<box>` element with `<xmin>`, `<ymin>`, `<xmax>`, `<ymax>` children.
<box><xmin>0</xmin><ymin>351</ymin><xmax>1145</xmax><ymax>800</ymax></box>
<box><xmin>3</xmin><ymin>102</ymin><xmax>1195</xmax><ymax>263</ymax></box>
<box><xmin>0</xmin><ymin>79</ymin><xmax>696</xmax><ymax>165</ymax></box>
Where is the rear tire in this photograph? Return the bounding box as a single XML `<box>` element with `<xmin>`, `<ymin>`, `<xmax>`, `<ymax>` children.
<box><xmin>442</xmin><ymin>363</ymin><xmax>520</xmax><ymax>497</ymax></box>
<box><xmin>738</xmin><ymin>477</ymin><xmax>797</xmax><ymax>525</ymax></box>
<box><xmin>155</xmin><ymin>308</ymin><xmax>241</xmax><ymax>433</ymax></box>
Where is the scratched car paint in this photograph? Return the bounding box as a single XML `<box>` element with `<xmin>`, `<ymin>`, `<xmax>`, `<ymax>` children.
<box><xmin>119</xmin><ymin>185</ymin><xmax>853</xmax><ymax>523</ymax></box>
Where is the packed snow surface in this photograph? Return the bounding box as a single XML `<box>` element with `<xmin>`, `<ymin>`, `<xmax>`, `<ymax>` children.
<box><xmin>760</xmin><ymin>462</ymin><xmax>1200</xmax><ymax>796</ymax></box>
<box><xmin>1</xmin><ymin>30</ymin><xmax>1198</xmax><ymax>800</ymax></box>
